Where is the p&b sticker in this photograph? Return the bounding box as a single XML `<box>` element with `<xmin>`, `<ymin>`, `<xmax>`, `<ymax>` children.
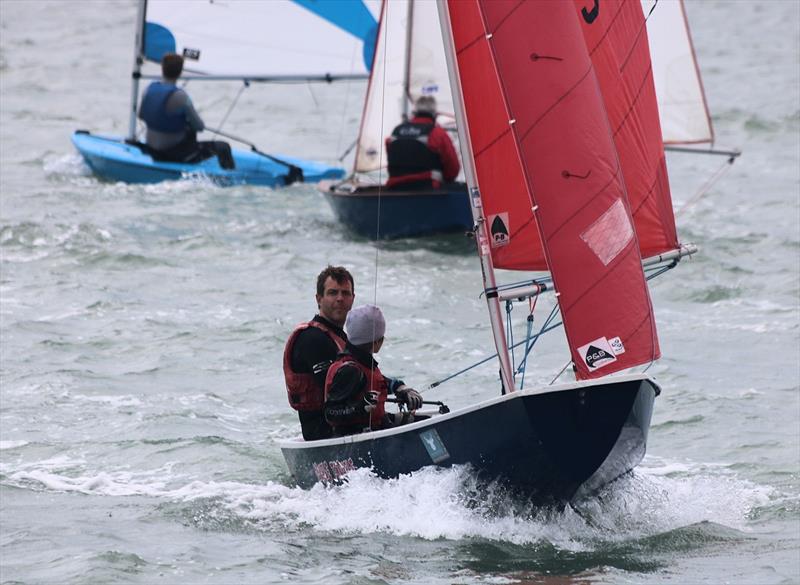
<box><xmin>577</xmin><ymin>336</ymin><xmax>619</xmax><ymax>370</ymax></box>
<box><xmin>488</xmin><ymin>213</ymin><xmax>510</xmax><ymax>247</ymax></box>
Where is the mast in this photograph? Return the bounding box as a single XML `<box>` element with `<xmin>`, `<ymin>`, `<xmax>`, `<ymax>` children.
<box><xmin>436</xmin><ymin>0</ymin><xmax>516</xmax><ymax>394</ymax></box>
<box><xmin>401</xmin><ymin>0</ymin><xmax>414</xmax><ymax>121</ymax></box>
<box><xmin>127</xmin><ymin>0</ymin><xmax>147</xmax><ymax>140</ymax></box>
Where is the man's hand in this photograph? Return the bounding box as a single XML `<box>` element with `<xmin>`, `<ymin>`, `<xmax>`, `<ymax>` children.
<box><xmin>395</xmin><ymin>387</ymin><xmax>423</xmax><ymax>411</ymax></box>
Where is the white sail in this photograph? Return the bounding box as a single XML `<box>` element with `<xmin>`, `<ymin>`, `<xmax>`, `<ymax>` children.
<box><xmin>142</xmin><ymin>0</ymin><xmax>380</xmax><ymax>80</ymax></box>
<box><xmin>354</xmin><ymin>0</ymin><xmax>454</xmax><ymax>174</ymax></box>
<box><xmin>643</xmin><ymin>0</ymin><xmax>714</xmax><ymax>144</ymax></box>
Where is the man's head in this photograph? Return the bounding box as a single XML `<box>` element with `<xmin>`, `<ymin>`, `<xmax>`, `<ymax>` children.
<box><xmin>315</xmin><ymin>265</ymin><xmax>355</xmax><ymax>327</ymax></box>
<box><xmin>161</xmin><ymin>53</ymin><xmax>184</xmax><ymax>81</ymax></box>
<box><xmin>413</xmin><ymin>95</ymin><xmax>437</xmax><ymax>118</ymax></box>
<box><xmin>345</xmin><ymin>304</ymin><xmax>385</xmax><ymax>353</ymax></box>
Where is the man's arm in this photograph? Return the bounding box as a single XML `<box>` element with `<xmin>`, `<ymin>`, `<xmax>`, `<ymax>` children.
<box><xmin>291</xmin><ymin>328</ymin><xmax>340</xmax><ymax>388</ymax></box>
<box><xmin>431</xmin><ymin>127</ymin><xmax>460</xmax><ymax>182</ymax></box>
<box><xmin>167</xmin><ymin>90</ymin><xmax>205</xmax><ymax>132</ymax></box>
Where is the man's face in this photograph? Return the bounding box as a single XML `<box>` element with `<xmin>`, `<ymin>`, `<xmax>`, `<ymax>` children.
<box><xmin>316</xmin><ymin>276</ymin><xmax>354</xmax><ymax>327</ymax></box>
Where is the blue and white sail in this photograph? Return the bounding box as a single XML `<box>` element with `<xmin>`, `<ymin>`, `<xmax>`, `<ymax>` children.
<box><xmin>141</xmin><ymin>0</ymin><xmax>380</xmax><ymax>81</ymax></box>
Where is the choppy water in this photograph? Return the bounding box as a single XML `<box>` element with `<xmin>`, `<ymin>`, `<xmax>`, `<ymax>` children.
<box><xmin>1</xmin><ymin>1</ymin><xmax>798</xmax><ymax>584</ymax></box>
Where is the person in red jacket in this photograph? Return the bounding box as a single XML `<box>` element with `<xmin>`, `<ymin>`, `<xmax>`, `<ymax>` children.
<box><xmin>385</xmin><ymin>95</ymin><xmax>460</xmax><ymax>190</ymax></box>
<box><xmin>324</xmin><ymin>305</ymin><xmax>423</xmax><ymax>436</ymax></box>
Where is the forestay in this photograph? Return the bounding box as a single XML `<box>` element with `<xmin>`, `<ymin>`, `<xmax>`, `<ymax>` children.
<box><xmin>354</xmin><ymin>0</ymin><xmax>455</xmax><ymax>174</ymax></box>
<box><xmin>445</xmin><ymin>0</ymin><xmax>666</xmax><ymax>380</ymax></box>
<box><xmin>642</xmin><ymin>0</ymin><xmax>714</xmax><ymax>145</ymax></box>
<box><xmin>142</xmin><ymin>0</ymin><xmax>380</xmax><ymax>80</ymax></box>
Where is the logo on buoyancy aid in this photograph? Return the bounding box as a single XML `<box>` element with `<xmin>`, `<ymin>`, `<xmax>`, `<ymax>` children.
<box><xmin>488</xmin><ymin>213</ymin><xmax>510</xmax><ymax>247</ymax></box>
<box><xmin>577</xmin><ymin>336</ymin><xmax>618</xmax><ymax>370</ymax></box>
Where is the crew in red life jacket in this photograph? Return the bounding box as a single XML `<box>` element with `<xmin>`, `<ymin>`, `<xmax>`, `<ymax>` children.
<box><xmin>324</xmin><ymin>304</ymin><xmax>423</xmax><ymax>436</ymax></box>
<box><xmin>283</xmin><ymin>265</ymin><xmax>355</xmax><ymax>440</ymax></box>
<box><xmin>385</xmin><ymin>95</ymin><xmax>460</xmax><ymax>191</ymax></box>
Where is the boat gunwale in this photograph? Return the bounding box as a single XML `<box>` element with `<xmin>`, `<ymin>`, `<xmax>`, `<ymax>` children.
<box><xmin>277</xmin><ymin>372</ymin><xmax>658</xmax><ymax>450</ymax></box>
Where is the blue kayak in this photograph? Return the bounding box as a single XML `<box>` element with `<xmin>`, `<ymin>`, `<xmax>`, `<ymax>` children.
<box><xmin>72</xmin><ymin>130</ymin><xmax>345</xmax><ymax>187</ymax></box>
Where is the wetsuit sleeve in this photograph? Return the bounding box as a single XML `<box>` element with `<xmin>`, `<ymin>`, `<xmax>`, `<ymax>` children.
<box><xmin>385</xmin><ymin>377</ymin><xmax>406</xmax><ymax>394</ymax></box>
<box><xmin>430</xmin><ymin>126</ymin><xmax>460</xmax><ymax>182</ymax></box>
<box><xmin>291</xmin><ymin>328</ymin><xmax>340</xmax><ymax>388</ymax></box>
<box><xmin>327</xmin><ymin>364</ymin><xmax>366</xmax><ymax>403</ymax></box>
<box><xmin>167</xmin><ymin>90</ymin><xmax>205</xmax><ymax>132</ymax></box>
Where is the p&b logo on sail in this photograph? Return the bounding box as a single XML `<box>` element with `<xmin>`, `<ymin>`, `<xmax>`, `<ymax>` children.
<box><xmin>488</xmin><ymin>213</ymin><xmax>510</xmax><ymax>247</ymax></box>
<box><xmin>577</xmin><ymin>336</ymin><xmax>624</xmax><ymax>370</ymax></box>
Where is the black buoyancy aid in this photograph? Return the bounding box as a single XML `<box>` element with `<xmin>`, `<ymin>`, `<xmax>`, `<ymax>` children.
<box><xmin>387</xmin><ymin>121</ymin><xmax>443</xmax><ymax>177</ymax></box>
<box><xmin>324</xmin><ymin>353</ymin><xmax>389</xmax><ymax>432</ymax></box>
<box><xmin>283</xmin><ymin>321</ymin><xmax>346</xmax><ymax>411</ymax></box>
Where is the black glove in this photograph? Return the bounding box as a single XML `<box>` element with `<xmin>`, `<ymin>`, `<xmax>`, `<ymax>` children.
<box><xmin>395</xmin><ymin>386</ymin><xmax>423</xmax><ymax>410</ymax></box>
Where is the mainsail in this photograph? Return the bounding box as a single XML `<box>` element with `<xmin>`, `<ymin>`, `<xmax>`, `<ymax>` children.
<box><xmin>354</xmin><ymin>0</ymin><xmax>454</xmax><ymax>175</ymax></box>
<box><xmin>443</xmin><ymin>0</ymin><xmax>667</xmax><ymax>380</ymax></box>
<box><xmin>642</xmin><ymin>0</ymin><xmax>714</xmax><ymax>145</ymax></box>
<box><xmin>141</xmin><ymin>0</ymin><xmax>380</xmax><ymax>80</ymax></box>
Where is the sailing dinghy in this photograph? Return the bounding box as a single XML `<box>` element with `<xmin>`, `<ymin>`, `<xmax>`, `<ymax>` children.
<box><xmin>281</xmin><ymin>0</ymin><xmax>697</xmax><ymax>503</ymax></box>
<box><xmin>320</xmin><ymin>0</ymin><xmax>472</xmax><ymax>238</ymax></box>
<box><xmin>73</xmin><ymin>0</ymin><xmax>379</xmax><ymax>186</ymax></box>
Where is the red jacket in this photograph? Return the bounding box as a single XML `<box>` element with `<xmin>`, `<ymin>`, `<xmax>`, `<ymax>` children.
<box><xmin>283</xmin><ymin>320</ymin><xmax>347</xmax><ymax>411</ymax></box>
<box><xmin>385</xmin><ymin>115</ymin><xmax>460</xmax><ymax>189</ymax></box>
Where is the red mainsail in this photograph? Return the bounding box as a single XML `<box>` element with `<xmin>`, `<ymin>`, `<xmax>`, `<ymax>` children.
<box><xmin>446</xmin><ymin>0</ymin><xmax>662</xmax><ymax>379</ymax></box>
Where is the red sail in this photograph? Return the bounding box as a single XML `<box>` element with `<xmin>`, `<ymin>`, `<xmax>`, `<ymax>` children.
<box><xmin>447</xmin><ymin>0</ymin><xmax>660</xmax><ymax>378</ymax></box>
<box><xmin>577</xmin><ymin>0</ymin><xmax>679</xmax><ymax>258</ymax></box>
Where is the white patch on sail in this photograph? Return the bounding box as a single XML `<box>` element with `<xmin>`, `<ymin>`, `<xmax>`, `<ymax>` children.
<box><xmin>577</xmin><ymin>336</ymin><xmax>619</xmax><ymax>370</ymax></box>
<box><xmin>609</xmin><ymin>336</ymin><xmax>626</xmax><ymax>355</ymax></box>
<box><xmin>580</xmin><ymin>199</ymin><xmax>633</xmax><ymax>265</ymax></box>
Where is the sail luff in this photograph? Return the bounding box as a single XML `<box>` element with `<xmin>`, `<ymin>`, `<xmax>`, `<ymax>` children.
<box><xmin>128</xmin><ymin>0</ymin><xmax>147</xmax><ymax>140</ymax></box>
<box><xmin>438</xmin><ymin>0</ymin><xmax>516</xmax><ymax>394</ymax></box>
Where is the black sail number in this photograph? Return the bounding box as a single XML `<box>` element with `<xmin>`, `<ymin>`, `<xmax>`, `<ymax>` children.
<box><xmin>581</xmin><ymin>0</ymin><xmax>599</xmax><ymax>24</ymax></box>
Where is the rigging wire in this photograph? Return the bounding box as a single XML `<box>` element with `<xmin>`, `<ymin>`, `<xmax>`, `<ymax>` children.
<box><xmin>216</xmin><ymin>80</ymin><xmax>249</xmax><ymax>132</ymax></box>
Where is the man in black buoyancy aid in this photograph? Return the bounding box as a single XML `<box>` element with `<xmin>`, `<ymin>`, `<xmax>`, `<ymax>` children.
<box><xmin>324</xmin><ymin>304</ymin><xmax>423</xmax><ymax>437</ymax></box>
<box><xmin>138</xmin><ymin>52</ymin><xmax>235</xmax><ymax>170</ymax></box>
<box><xmin>385</xmin><ymin>95</ymin><xmax>460</xmax><ymax>191</ymax></box>
<box><xmin>283</xmin><ymin>265</ymin><xmax>355</xmax><ymax>440</ymax></box>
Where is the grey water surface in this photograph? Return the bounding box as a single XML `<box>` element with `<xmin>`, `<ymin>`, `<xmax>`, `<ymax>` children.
<box><xmin>1</xmin><ymin>1</ymin><xmax>798</xmax><ymax>584</ymax></box>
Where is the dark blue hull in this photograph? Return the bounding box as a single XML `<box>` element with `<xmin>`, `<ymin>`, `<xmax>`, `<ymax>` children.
<box><xmin>279</xmin><ymin>374</ymin><xmax>659</xmax><ymax>504</ymax></box>
<box><xmin>321</xmin><ymin>182</ymin><xmax>472</xmax><ymax>238</ymax></box>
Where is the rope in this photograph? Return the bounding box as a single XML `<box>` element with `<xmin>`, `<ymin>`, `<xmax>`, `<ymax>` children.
<box><xmin>676</xmin><ymin>156</ymin><xmax>737</xmax><ymax>217</ymax></box>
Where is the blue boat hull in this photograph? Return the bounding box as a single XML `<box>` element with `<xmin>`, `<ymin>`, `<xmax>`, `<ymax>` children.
<box><xmin>279</xmin><ymin>374</ymin><xmax>659</xmax><ymax>504</ymax></box>
<box><xmin>72</xmin><ymin>131</ymin><xmax>345</xmax><ymax>186</ymax></box>
<box><xmin>321</xmin><ymin>182</ymin><xmax>472</xmax><ymax>238</ymax></box>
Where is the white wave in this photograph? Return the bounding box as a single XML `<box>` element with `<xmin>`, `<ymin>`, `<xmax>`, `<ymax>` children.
<box><xmin>43</xmin><ymin>153</ymin><xmax>92</xmax><ymax>177</ymax></box>
<box><xmin>0</xmin><ymin>457</ymin><xmax>776</xmax><ymax>550</ymax></box>
<box><xmin>0</xmin><ymin>440</ymin><xmax>29</xmax><ymax>450</ymax></box>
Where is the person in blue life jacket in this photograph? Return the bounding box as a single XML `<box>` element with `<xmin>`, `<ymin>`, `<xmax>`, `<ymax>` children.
<box><xmin>385</xmin><ymin>95</ymin><xmax>460</xmax><ymax>190</ymax></box>
<box><xmin>138</xmin><ymin>52</ymin><xmax>235</xmax><ymax>169</ymax></box>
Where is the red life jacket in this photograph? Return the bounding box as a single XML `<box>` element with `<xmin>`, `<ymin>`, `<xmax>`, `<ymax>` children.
<box><xmin>283</xmin><ymin>321</ymin><xmax>347</xmax><ymax>411</ymax></box>
<box><xmin>324</xmin><ymin>354</ymin><xmax>389</xmax><ymax>432</ymax></box>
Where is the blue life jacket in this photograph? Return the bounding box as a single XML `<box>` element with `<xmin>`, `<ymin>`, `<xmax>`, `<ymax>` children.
<box><xmin>139</xmin><ymin>82</ymin><xmax>186</xmax><ymax>133</ymax></box>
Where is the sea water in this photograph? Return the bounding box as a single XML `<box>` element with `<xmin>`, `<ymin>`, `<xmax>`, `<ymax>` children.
<box><xmin>1</xmin><ymin>1</ymin><xmax>798</xmax><ymax>583</ymax></box>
